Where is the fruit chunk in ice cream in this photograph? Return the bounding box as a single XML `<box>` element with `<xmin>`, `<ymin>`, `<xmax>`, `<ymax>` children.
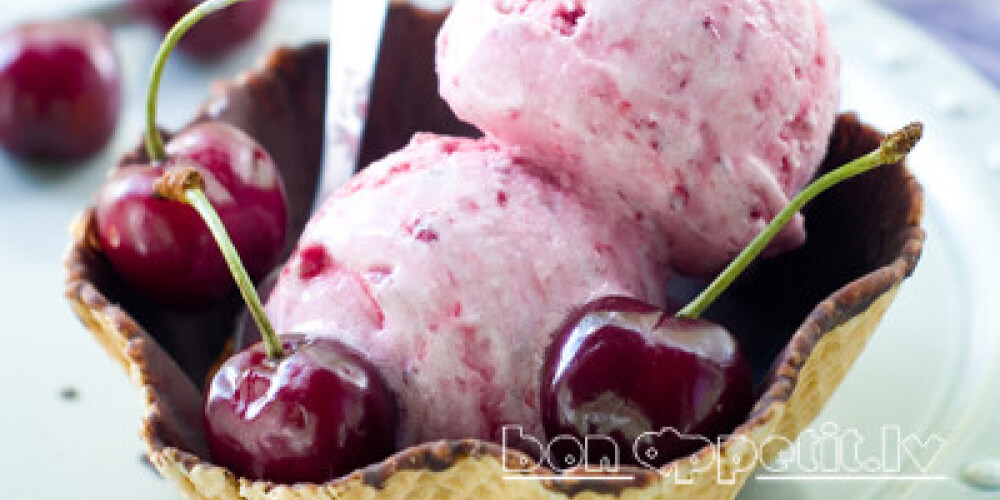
<box><xmin>266</xmin><ymin>134</ymin><xmax>671</xmax><ymax>446</ymax></box>
<box><xmin>436</xmin><ymin>0</ymin><xmax>840</xmax><ymax>276</ymax></box>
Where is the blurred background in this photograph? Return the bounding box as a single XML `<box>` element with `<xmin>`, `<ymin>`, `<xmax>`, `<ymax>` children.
<box><xmin>0</xmin><ymin>1</ymin><xmax>997</xmax><ymax>499</ymax></box>
<box><xmin>4</xmin><ymin>0</ymin><xmax>997</xmax><ymax>82</ymax></box>
<box><xmin>881</xmin><ymin>0</ymin><xmax>1000</xmax><ymax>85</ymax></box>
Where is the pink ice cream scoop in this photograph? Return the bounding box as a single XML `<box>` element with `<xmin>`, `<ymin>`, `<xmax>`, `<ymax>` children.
<box><xmin>437</xmin><ymin>0</ymin><xmax>840</xmax><ymax>277</ymax></box>
<box><xmin>267</xmin><ymin>135</ymin><xmax>671</xmax><ymax>446</ymax></box>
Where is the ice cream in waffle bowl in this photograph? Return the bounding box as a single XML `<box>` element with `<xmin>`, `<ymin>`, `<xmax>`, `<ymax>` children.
<box><xmin>65</xmin><ymin>2</ymin><xmax>924</xmax><ymax>499</ymax></box>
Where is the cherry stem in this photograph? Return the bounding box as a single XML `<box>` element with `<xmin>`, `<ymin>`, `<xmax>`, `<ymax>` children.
<box><xmin>677</xmin><ymin>122</ymin><xmax>924</xmax><ymax>320</ymax></box>
<box><xmin>144</xmin><ymin>0</ymin><xmax>250</xmax><ymax>161</ymax></box>
<box><xmin>154</xmin><ymin>167</ymin><xmax>285</xmax><ymax>360</ymax></box>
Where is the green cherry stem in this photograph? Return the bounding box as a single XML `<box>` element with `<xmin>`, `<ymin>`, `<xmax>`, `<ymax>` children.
<box><xmin>154</xmin><ymin>167</ymin><xmax>285</xmax><ymax>360</ymax></box>
<box><xmin>144</xmin><ymin>0</ymin><xmax>250</xmax><ymax>161</ymax></box>
<box><xmin>677</xmin><ymin>122</ymin><xmax>924</xmax><ymax>320</ymax></box>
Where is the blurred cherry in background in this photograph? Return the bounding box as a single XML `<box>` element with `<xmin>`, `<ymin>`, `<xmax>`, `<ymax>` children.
<box><xmin>0</xmin><ymin>19</ymin><xmax>120</xmax><ymax>162</ymax></box>
<box><xmin>130</xmin><ymin>0</ymin><xmax>276</xmax><ymax>58</ymax></box>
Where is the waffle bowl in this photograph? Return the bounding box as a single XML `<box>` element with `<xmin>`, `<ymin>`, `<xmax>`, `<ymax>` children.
<box><xmin>64</xmin><ymin>5</ymin><xmax>924</xmax><ymax>500</ymax></box>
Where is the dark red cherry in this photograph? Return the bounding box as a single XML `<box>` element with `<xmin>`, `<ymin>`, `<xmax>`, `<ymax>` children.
<box><xmin>95</xmin><ymin>122</ymin><xmax>287</xmax><ymax>309</ymax></box>
<box><xmin>0</xmin><ymin>19</ymin><xmax>120</xmax><ymax>161</ymax></box>
<box><xmin>541</xmin><ymin>296</ymin><xmax>753</xmax><ymax>469</ymax></box>
<box><xmin>130</xmin><ymin>0</ymin><xmax>276</xmax><ymax>58</ymax></box>
<box><xmin>149</xmin><ymin>167</ymin><xmax>397</xmax><ymax>484</ymax></box>
<box><xmin>205</xmin><ymin>334</ymin><xmax>398</xmax><ymax>483</ymax></box>
<box><xmin>536</xmin><ymin>125</ymin><xmax>927</xmax><ymax>470</ymax></box>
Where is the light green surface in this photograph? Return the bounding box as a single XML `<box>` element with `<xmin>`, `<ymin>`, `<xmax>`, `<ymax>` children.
<box><xmin>0</xmin><ymin>2</ymin><xmax>328</xmax><ymax>499</ymax></box>
<box><xmin>0</xmin><ymin>1</ymin><xmax>997</xmax><ymax>499</ymax></box>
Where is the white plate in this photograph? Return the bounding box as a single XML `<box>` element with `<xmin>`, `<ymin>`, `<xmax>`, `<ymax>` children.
<box><xmin>742</xmin><ymin>0</ymin><xmax>1000</xmax><ymax>498</ymax></box>
<box><xmin>0</xmin><ymin>0</ymin><xmax>997</xmax><ymax>499</ymax></box>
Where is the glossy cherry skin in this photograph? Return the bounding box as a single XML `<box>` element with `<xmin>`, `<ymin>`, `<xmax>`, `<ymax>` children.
<box><xmin>541</xmin><ymin>296</ymin><xmax>753</xmax><ymax>469</ymax></box>
<box><xmin>0</xmin><ymin>20</ymin><xmax>120</xmax><ymax>161</ymax></box>
<box><xmin>95</xmin><ymin>122</ymin><xmax>287</xmax><ymax>309</ymax></box>
<box><xmin>205</xmin><ymin>334</ymin><xmax>398</xmax><ymax>483</ymax></box>
<box><xmin>130</xmin><ymin>0</ymin><xmax>276</xmax><ymax>58</ymax></box>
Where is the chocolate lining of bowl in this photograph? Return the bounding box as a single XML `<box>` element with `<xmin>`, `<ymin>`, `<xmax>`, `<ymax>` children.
<box><xmin>360</xmin><ymin>5</ymin><xmax>480</xmax><ymax>168</ymax></box>
<box><xmin>66</xmin><ymin>234</ymin><xmax>209</xmax><ymax>458</ymax></box>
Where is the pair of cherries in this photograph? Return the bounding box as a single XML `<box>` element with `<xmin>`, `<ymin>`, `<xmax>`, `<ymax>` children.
<box><xmin>86</xmin><ymin>0</ymin><xmax>398</xmax><ymax>483</ymax></box>
<box><xmin>90</xmin><ymin>0</ymin><xmax>926</xmax><ymax>484</ymax></box>
<box><xmin>0</xmin><ymin>0</ymin><xmax>272</xmax><ymax>162</ymax></box>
